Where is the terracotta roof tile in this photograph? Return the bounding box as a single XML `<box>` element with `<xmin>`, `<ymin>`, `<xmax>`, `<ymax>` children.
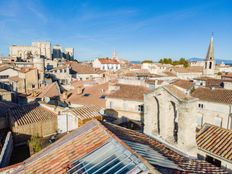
<box><xmin>192</xmin><ymin>87</ymin><xmax>232</xmax><ymax>104</ymax></box>
<box><xmin>98</xmin><ymin>58</ymin><xmax>119</xmax><ymax>64</ymax></box>
<box><xmin>107</xmin><ymin>84</ymin><xmax>150</xmax><ymax>101</ymax></box>
<box><xmin>171</xmin><ymin>79</ymin><xmax>194</xmax><ymax>90</ymax></box>
<box><xmin>103</xmin><ymin>122</ymin><xmax>228</xmax><ymax>174</ymax></box>
<box><xmin>197</xmin><ymin>124</ymin><xmax>232</xmax><ymax>161</ymax></box>
<box><xmin>66</xmin><ymin>82</ymin><xmax>109</xmax><ymax>107</ymax></box>
<box><xmin>9</xmin><ymin>103</ymin><xmax>57</xmax><ymax>127</ymax></box>
<box><xmin>164</xmin><ymin>85</ymin><xmax>194</xmax><ymax>101</ymax></box>
<box><xmin>171</xmin><ymin>66</ymin><xmax>203</xmax><ymax>73</ymax></box>
<box><xmin>69</xmin><ymin>62</ymin><xmax>103</xmax><ymax>74</ymax></box>
<box><xmin>2</xmin><ymin>120</ymin><xmax>155</xmax><ymax>173</ymax></box>
<box><xmin>64</xmin><ymin>105</ymin><xmax>102</xmax><ymax>120</ymax></box>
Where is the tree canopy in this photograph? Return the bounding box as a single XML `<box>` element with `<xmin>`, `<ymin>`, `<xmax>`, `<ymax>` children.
<box><xmin>159</xmin><ymin>58</ymin><xmax>189</xmax><ymax>67</ymax></box>
<box><xmin>142</xmin><ymin>59</ymin><xmax>153</xmax><ymax>64</ymax></box>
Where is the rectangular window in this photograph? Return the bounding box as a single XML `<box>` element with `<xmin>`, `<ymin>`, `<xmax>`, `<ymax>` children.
<box><xmin>138</xmin><ymin>105</ymin><xmax>144</xmax><ymax>112</ymax></box>
<box><xmin>0</xmin><ymin>75</ymin><xmax>9</xmax><ymax>79</ymax></box>
<box><xmin>109</xmin><ymin>101</ymin><xmax>113</xmax><ymax>109</ymax></box>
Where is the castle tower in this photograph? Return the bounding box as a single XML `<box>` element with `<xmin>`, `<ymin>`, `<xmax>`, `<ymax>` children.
<box><xmin>203</xmin><ymin>34</ymin><xmax>215</xmax><ymax>77</ymax></box>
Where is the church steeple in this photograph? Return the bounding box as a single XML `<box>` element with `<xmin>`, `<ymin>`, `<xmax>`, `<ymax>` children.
<box><xmin>203</xmin><ymin>33</ymin><xmax>215</xmax><ymax>77</ymax></box>
<box><xmin>112</xmin><ymin>49</ymin><xmax>118</xmax><ymax>60</ymax></box>
<box><xmin>206</xmin><ymin>33</ymin><xmax>214</xmax><ymax>61</ymax></box>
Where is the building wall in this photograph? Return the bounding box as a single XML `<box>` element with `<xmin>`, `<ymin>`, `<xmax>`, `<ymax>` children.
<box><xmin>176</xmin><ymin>72</ymin><xmax>202</xmax><ymax>80</ymax></box>
<box><xmin>195</xmin><ymin>100</ymin><xmax>232</xmax><ymax>129</ymax></box>
<box><xmin>144</xmin><ymin>88</ymin><xmax>198</xmax><ymax>156</ymax></box>
<box><xmin>106</xmin><ymin>98</ymin><xmax>144</xmax><ymax>123</ymax></box>
<box><xmin>18</xmin><ymin>69</ymin><xmax>39</xmax><ymax>93</ymax></box>
<box><xmin>9</xmin><ymin>46</ymin><xmax>40</xmax><ymax>60</ymax></box>
<box><xmin>0</xmin><ymin>69</ymin><xmax>19</xmax><ymax>83</ymax></box>
<box><xmin>11</xmin><ymin>119</ymin><xmax>57</xmax><ymax>144</ymax></box>
<box><xmin>0</xmin><ymin>91</ymin><xmax>12</xmax><ymax>102</ymax></box>
<box><xmin>75</xmin><ymin>73</ymin><xmax>102</xmax><ymax>81</ymax></box>
<box><xmin>32</xmin><ymin>42</ymin><xmax>52</xmax><ymax>59</ymax></box>
<box><xmin>49</xmin><ymin>67</ymin><xmax>72</xmax><ymax>85</ymax></box>
<box><xmin>57</xmin><ymin>114</ymin><xmax>78</xmax><ymax>133</ymax></box>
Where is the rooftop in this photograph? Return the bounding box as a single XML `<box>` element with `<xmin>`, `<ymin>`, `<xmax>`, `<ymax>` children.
<box><xmin>197</xmin><ymin>124</ymin><xmax>232</xmax><ymax>162</ymax></box>
<box><xmin>171</xmin><ymin>66</ymin><xmax>203</xmax><ymax>73</ymax></box>
<box><xmin>66</xmin><ymin>82</ymin><xmax>109</xmax><ymax>107</ymax></box>
<box><xmin>164</xmin><ymin>84</ymin><xmax>194</xmax><ymax>101</ymax></box>
<box><xmin>0</xmin><ymin>120</ymin><xmax>156</xmax><ymax>173</ymax></box>
<box><xmin>103</xmin><ymin>121</ymin><xmax>227</xmax><ymax>173</ymax></box>
<box><xmin>192</xmin><ymin>87</ymin><xmax>232</xmax><ymax>104</ymax></box>
<box><xmin>8</xmin><ymin>103</ymin><xmax>57</xmax><ymax>127</ymax></box>
<box><xmin>68</xmin><ymin>62</ymin><xmax>103</xmax><ymax>74</ymax></box>
<box><xmin>64</xmin><ymin>105</ymin><xmax>103</xmax><ymax>120</ymax></box>
<box><xmin>107</xmin><ymin>84</ymin><xmax>150</xmax><ymax>101</ymax></box>
<box><xmin>171</xmin><ymin>79</ymin><xmax>194</xmax><ymax>90</ymax></box>
<box><xmin>98</xmin><ymin>58</ymin><xmax>120</xmax><ymax>64</ymax></box>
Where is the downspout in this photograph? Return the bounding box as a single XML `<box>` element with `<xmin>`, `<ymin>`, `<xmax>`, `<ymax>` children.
<box><xmin>227</xmin><ymin>105</ymin><xmax>231</xmax><ymax>129</ymax></box>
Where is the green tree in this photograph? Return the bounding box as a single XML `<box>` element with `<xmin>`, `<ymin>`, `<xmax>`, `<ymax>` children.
<box><xmin>158</xmin><ymin>58</ymin><xmax>189</xmax><ymax>67</ymax></box>
<box><xmin>29</xmin><ymin>135</ymin><xmax>42</xmax><ymax>153</ymax></box>
<box><xmin>142</xmin><ymin>60</ymin><xmax>153</xmax><ymax>64</ymax></box>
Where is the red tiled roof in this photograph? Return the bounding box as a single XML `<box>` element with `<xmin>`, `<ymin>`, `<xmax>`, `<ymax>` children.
<box><xmin>66</xmin><ymin>82</ymin><xmax>109</xmax><ymax>107</ymax></box>
<box><xmin>34</xmin><ymin>82</ymin><xmax>60</xmax><ymax>99</ymax></box>
<box><xmin>64</xmin><ymin>105</ymin><xmax>102</xmax><ymax>120</ymax></box>
<box><xmin>171</xmin><ymin>79</ymin><xmax>194</xmax><ymax>90</ymax></box>
<box><xmin>197</xmin><ymin>124</ymin><xmax>232</xmax><ymax>161</ymax></box>
<box><xmin>164</xmin><ymin>85</ymin><xmax>194</xmax><ymax>101</ymax></box>
<box><xmin>69</xmin><ymin>62</ymin><xmax>103</xmax><ymax>74</ymax></box>
<box><xmin>171</xmin><ymin>66</ymin><xmax>203</xmax><ymax>73</ymax></box>
<box><xmin>107</xmin><ymin>84</ymin><xmax>150</xmax><ymax>101</ymax></box>
<box><xmin>1</xmin><ymin>120</ymin><xmax>156</xmax><ymax>174</ymax></box>
<box><xmin>9</xmin><ymin>103</ymin><xmax>57</xmax><ymax>127</ymax></box>
<box><xmin>192</xmin><ymin>87</ymin><xmax>232</xmax><ymax>104</ymax></box>
<box><xmin>103</xmin><ymin>122</ymin><xmax>228</xmax><ymax>174</ymax></box>
<box><xmin>98</xmin><ymin>58</ymin><xmax>119</xmax><ymax>64</ymax></box>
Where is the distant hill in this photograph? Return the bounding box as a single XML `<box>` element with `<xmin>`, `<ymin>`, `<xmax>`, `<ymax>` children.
<box><xmin>189</xmin><ymin>57</ymin><xmax>232</xmax><ymax>65</ymax></box>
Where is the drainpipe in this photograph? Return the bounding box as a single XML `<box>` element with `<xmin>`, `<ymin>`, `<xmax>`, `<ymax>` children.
<box><xmin>227</xmin><ymin>105</ymin><xmax>231</xmax><ymax>129</ymax></box>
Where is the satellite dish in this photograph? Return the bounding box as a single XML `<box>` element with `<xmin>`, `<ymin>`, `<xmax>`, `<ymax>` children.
<box><xmin>99</xmin><ymin>108</ymin><xmax>105</xmax><ymax>115</ymax></box>
<box><xmin>44</xmin><ymin>97</ymin><xmax>50</xmax><ymax>103</ymax></box>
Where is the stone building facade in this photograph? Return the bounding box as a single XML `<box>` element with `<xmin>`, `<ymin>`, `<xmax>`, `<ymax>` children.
<box><xmin>144</xmin><ymin>85</ymin><xmax>198</xmax><ymax>156</ymax></box>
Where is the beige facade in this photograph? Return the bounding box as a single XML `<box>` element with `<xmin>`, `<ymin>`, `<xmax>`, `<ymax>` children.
<box><xmin>9</xmin><ymin>41</ymin><xmax>52</xmax><ymax>60</ymax></box>
<box><xmin>32</xmin><ymin>41</ymin><xmax>52</xmax><ymax>59</ymax></box>
<box><xmin>195</xmin><ymin>100</ymin><xmax>232</xmax><ymax>130</ymax></box>
<box><xmin>144</xmin><ymin>86</ymin><xmax>198</xmax><ymax>156</ymax></box>
<box><xmin>106</xmin><ymin>98</ymin><xmax>144</xmax><ymax>123</ymax></box>
<box><xmin>18</xmin><ymin>68</ymin><xmax>39</xmax><ymax>93</ymax></box>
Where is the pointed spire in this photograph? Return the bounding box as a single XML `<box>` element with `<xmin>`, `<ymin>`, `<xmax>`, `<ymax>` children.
<box><xmin>112</xmin><ymin>49</ymin><xmax>117</xmax><ymax>60</ymax></box>
<box><xmin>206</xmin><ymin>33</ymin><xmax>214</xmax><ymax>60</ymax></box>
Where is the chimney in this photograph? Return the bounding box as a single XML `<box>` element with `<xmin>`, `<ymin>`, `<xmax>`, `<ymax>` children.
<box><xmin>62</xmin><ymin>91</ymin><xmax>68</xmax><ymax>100</ymax></box>
<box><xmin>76</xmin><ymin>85</ymin><xmax>84</xmax><ymax>95</ymax></box>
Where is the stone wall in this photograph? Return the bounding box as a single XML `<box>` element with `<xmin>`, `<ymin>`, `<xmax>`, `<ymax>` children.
<box><xmin>12</xmin><ymin>119</ymin><xmax>57</xmax><ymax>145</ymax></box>
<box><xmin>144</xmin><ymin>87</ymin><xmax>198</xmax><ymax>156</ymax></box>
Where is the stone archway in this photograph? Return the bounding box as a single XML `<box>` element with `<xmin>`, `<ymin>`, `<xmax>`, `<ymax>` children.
<box><xmin>171</xmin><ymin>101</ymin><xmax>178</xmax><ymax>143</ymax></box>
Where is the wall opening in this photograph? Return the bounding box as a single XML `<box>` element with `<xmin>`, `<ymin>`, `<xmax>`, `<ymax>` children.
<box><xmin>171</xmin><ymin>101</ymin><xmax>178</xmax><ymax>143</ymax></box>
<box><xmin>154</xmin><ymin>97</ymin><xmax>160</xmax><ymax>134</ymax></box>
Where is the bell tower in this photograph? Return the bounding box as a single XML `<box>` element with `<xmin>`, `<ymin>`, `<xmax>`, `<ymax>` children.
<box><xmin>203</xmin><ymin>33</ymin><xmax>215</xmax><ymax>77</ymax></box>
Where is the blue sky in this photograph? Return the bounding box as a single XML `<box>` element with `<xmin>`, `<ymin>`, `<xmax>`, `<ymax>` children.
<box><xmin>0</xmin><ymin>0</ymin><xmax>232</xmax><ymax>61</ymax></box>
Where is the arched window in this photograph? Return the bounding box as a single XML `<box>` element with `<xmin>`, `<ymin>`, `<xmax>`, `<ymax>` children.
<box><xmin>209</xmin><ymin>62</ymin><xmax>212</xmax><ymax>69</ymax></box>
